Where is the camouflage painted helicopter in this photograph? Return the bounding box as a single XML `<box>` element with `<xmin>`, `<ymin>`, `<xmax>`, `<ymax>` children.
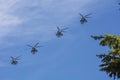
<box><xmin>79</xmin><ymin>13</ymin><xmax>92</xmax><ymax>24</ymax></box>
<box><xmin>27</xmin><ymin>43</ymin><xmax>43</xmax><ymax>54</ymax></box>
<box><xmin>11</xmin><ymin>56</ymin><xmax>21</xmax><ymax>65</ymax></box>
<box><xmin>56</xmin><ymin>26</ymin><xmax>69</xmax><ymax>38</ymax></box>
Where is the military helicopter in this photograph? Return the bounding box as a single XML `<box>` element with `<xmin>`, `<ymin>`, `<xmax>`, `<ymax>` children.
<box><xmin>11</xmin><ymin>56</ymin><xmax>21</xmax><ymax>65</ymax></box>
<box><xmin>79</xmin><ymin>13</ymin><xmax>92</xmax><ymax>24</ymax></box>
<box><xmin>56</xmin><ymin>26</ymin><xmax>69</xmax><ymax>38</ymax></box>
<box><xmin>27</xmin><ymin>43</ymin><xmax>43</xmax><ymax>54</ymax></box>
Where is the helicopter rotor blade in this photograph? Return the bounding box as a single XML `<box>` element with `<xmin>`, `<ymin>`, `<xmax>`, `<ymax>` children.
<box><xmin>85</xmin><ymin>16</ymin><xmax>91</xmax><ymax>18</ymax></box>
<box><xmin>27</xmin><ymin>45</ymin><xmax>33</xmax><ymax>48</ymax></box>
<box><xmin>11</xmin><ymin>56</ymin><xmax>14</xmax><ymax>59</ymax></box>
<box><xmin>57</xmin><ymin>26</ymin><xmax>60</xmax><ymax>31</ymax></box>
<box><xmin>34</xmin><ymin>43</ymin><xmax>39</xmax><ymax>47</ymax></box>
<box><xmin>36</xmin><ymin>45</ymin><xmax>43</xmax><ymax>48</ymax></box>
<box><xmin>15</xmin><ymin>55</ymin><xmax>22</xmax><ymax>60</ymax></box>
<box><xmin>61</xmin><ymin>30</ymin><xmax>67</xmax><ymax>32</ymax></box>
<box><xmin>61</xmin><ymin>27</ymin><xmax>69</xmax><ymax>32</ymax></box>
<box><xmin>85</xmin><ymin>13</ymin><xmax>92</xmax><ymax>17</ymax></box>
<box><xmin>79</xmin><ymin>13</ymin><xmax>83</xmax><ymax>17</ymax></box>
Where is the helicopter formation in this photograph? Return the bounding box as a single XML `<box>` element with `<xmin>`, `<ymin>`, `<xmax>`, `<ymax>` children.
<box><xmin>10</xmin><ymin>43</ymin><xmax>43</xmax><ymax>65</ymax></box>
<box><xmin>10</xmin><ymin>13</ymin><xmax>91</xmax><ymax>65</ymax></box>
<box><xmin>9</xmin><ymin>2</ymin><xmax>120</xmax><ymax>65</ymax></box>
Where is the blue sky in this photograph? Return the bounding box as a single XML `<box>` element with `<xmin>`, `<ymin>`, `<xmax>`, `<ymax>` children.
<box><xmin>0</xmin><ymin>0</ymin><xmax>120</xmax><ymax>80</ymax></box>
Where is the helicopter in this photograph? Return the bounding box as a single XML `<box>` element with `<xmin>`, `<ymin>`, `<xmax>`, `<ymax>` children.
<box><xmin>11</xmin><ymin>56</ymin><xmax>21</xmax><ymax>65</ymax></box>
<box><xmin>56</xmin><ymin>26</ymin><xmax>68</xmax><ymax>38</ymax></box>
<box><xmin>27</xmin><ymin>43</ymin><xmax>43</xmax><ymax>54</ymax></box>
<box><xmin>79</xmin><ymin>13</ymin><xmax>92</xmax><ymax>24</ymax></box>
<box><xmin>118</xmin><ymin>3</ymin><xmax>120</xmax><ymax>10</ymax></box>
<box><xmin>118</xmin><ymin>2</ymin><xmax>120</xmax><ymax>5</ymax></box>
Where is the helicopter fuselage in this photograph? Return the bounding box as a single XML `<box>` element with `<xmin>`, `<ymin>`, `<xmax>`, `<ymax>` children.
<box><xmin>31</xmin><ymin>47</ymin><xmax>38</xmax><ymax>54</ymax></box>
<box><xmin>80</xmin><ymin>17</ymin><xmax>87</xmax><ymax>24</ymax></box>
<box><xmin>56</xmin><ymin>31</ymin><xmax>63</xmax><ymax>37</ymax></box>
<box><xmin>11</xmin><ymin>60</ymin><xmax>18</xmax><ymax>65</ymax></box>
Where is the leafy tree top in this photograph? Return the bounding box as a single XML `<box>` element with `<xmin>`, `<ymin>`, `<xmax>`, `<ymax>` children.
<box><xmin>91</xmin><ymin>34</ymin><xmax>120</xmax><ymax>56</ymax></box>
<box><xmin>92</xmin><ymin>34</ymin><xmax>120</xmax><ymax>80</ymax></box>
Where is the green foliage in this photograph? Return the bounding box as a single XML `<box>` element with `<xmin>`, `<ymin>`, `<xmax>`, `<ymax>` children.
<box><xmin>92</xmin><ymin>34</ymin><xmax>120</xmax><ymax>80</ymax></box>
<box><xmin>92</xmin><ymin>34</ymin><xmax>120</xmax><ymax>56</ymax></box>
<box><xmin>91</xmin><ymin>35</ymin><xmax>104</xmax><ymax>40</ymax></box>
<box><xmin>97</xmin><ymin>54</ymin><xmax>120</xmax><ymax>80</ymax></box>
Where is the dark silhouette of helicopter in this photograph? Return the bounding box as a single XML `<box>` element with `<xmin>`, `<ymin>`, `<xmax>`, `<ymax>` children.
<box><xmin>118</xmin><ymin>3</ymin><xmax>120</xmax><ymax>10</ymax></box>
<box><xmin>118</xmin><ymin>3</ymin><xmax>120</xmax><ymax>5</ymax></box>
<box><xmin>79</xmin><ymin>13</ymin><xmax>92</xmax><ymax>24</ymax></box>
<box><xmin>11</xmin><ymin>56</ymin><xmax>21</xmax><ymax>65</ymax></box>
<box><xmin>27</xmin><ymin>43</ymin><xmax>43</xmax><ymax>54</ymax></box>
<box><xmin>56</xmin><ymin>26</ymin><xmax>69</xmax><ymax>38</ymax></box>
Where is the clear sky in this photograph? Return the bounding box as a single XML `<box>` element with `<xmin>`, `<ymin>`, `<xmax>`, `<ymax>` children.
<box><xmin>0</xmin><ymin>0</ymin><xmax>120</xmax><ymax>80</ymax></box>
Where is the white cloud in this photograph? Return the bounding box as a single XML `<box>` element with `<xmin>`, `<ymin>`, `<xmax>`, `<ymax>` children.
<box><xmin>13</xmin><ymin>0</ymin><xmax>94</xmax><ymax>22</ymax></box>
<box><xmin>0</xmin><ymin>0</ymin><xmax>22</xmax><ymax>38</ymax></box>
